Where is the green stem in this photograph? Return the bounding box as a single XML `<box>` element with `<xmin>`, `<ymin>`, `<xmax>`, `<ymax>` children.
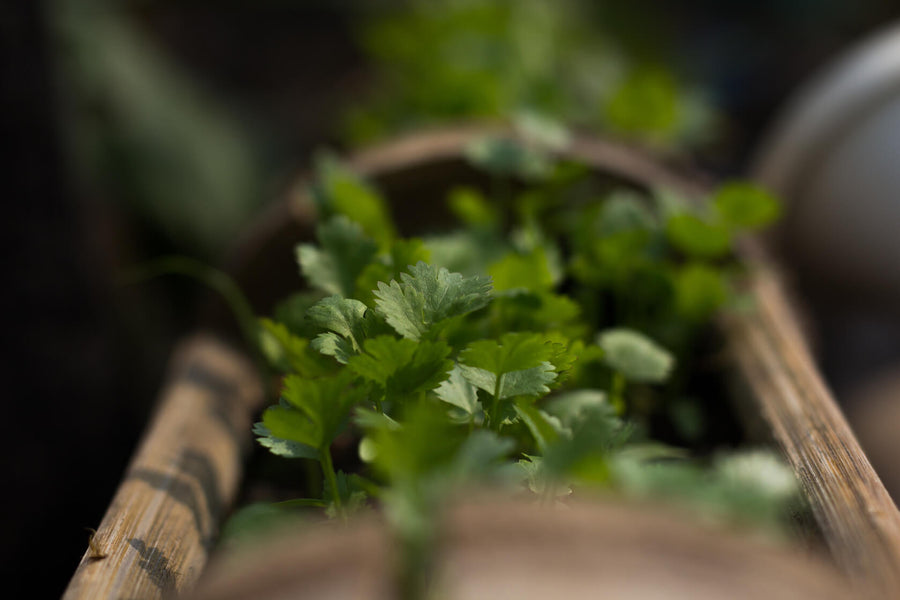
<box><xmin>320</xmin><ymin>448</ymin><xmax>342</xmax><ymax>512</ymax></box>
<box><xmin>491</xmin><ymin>375</ymin><xmax>503</xmax><ymax>430</ymax></box>
<box><xmin>118</xmin><ymin>255</ymin><xmax>258</xmax><ymax>350</ymax></box>
<box><xmin>611</xmin><ymin>371</ymin><xmax>627</xmax><ymax>415</ymax></box>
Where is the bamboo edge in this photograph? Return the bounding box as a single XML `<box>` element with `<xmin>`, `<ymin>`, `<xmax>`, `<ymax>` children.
<box><xmin>62</xmin><ymin>334</ymin><xmax>264</xmax><ymax>600</ymax></box>
<box><xmin>723</xmin><ymin>257</ymin><xmax>900</xmax><ymax>596</ymax></box>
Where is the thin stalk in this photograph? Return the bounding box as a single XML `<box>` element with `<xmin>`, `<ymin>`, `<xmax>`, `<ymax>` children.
<box><xmin>118</xmin><ymin>256</ymin><xmax>274</xmax><ymax>397</ymax></box>
<box><xmin>491</xmin><ymin>375</ymin><xmax>503</xmax><ymax>430</ymax></box>
<box><xmin>118</xmin><ymin>255</ymin><xmax>258</xmax><ymax>350</ymax></box>
<box><xmin>610</xmin><ymin>371</ymin><xmax>627</xmax><ymax>415</ymax></box>
<box><xmin>319</xmin><ymin>448</ymin><xmax>342</xmax><ymax>512</ymax></box>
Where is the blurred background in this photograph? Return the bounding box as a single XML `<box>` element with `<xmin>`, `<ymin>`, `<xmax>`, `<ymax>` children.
<box><xmin>4</xmin><ymin>0</ymin><xmax>900</xmax><ymax>596</ymax></box>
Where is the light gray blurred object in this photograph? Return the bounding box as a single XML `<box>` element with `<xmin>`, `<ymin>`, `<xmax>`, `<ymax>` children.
<box><xmin>755</xmin><ymin>22</ymin><xmax>900</xmax><ymax>504</ymax></box>
<box><xmin>755</xmin><ymin>21</ymin><xmax>900</xmax><ymax>305</ymax></box>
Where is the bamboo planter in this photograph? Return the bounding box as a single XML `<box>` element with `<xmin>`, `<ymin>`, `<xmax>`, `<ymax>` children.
<box><xmin>64</xmin><ymin>126</ymin><xmax>900</xmax><ymax>599</ymax></box>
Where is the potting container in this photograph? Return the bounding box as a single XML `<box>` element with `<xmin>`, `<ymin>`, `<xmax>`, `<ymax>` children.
<box><xmin>63</xmin><ymin>126</ymin><xmax>900</xmax><ymax>599</ymax></box>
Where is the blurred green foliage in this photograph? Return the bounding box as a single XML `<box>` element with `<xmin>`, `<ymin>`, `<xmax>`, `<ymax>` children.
<box><xmin>344</xmin><ymin>0</ymin><xmax>717</xmax><ymax>150</ymax></box>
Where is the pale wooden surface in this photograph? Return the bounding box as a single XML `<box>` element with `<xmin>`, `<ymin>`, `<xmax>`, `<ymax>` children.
<box><xmin>63</xmin><ymin>335</ymin><xmax>263</xmax><ymax>600</ymax></box>
<box><xmin>187</xmin><ymin>497</ymin><xmax>856</xmax><ymax>600</ymax></box>
<box><xmin>723</xmin><ymin>259</ymin><xmax>900</xmax><ymax>596</ymax></box>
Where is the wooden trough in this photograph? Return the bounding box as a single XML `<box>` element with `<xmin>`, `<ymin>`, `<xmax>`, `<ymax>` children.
<box><xmin>63</xmin><ymin>126</ymin><xmax>900</xmax><ymax>599</ymax></box>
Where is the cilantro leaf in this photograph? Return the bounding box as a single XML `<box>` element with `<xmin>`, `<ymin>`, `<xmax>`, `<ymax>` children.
<box><xmin>311</xmin><ymin>154</ymin><xmax>396</xmax><ymax>249</ymax></box>
<box><xmin>464</xmin><ymin>136</ymin><xmax>552</xmax><ymax>180</ymax></box>
<box><xmin>448</xmin><ymin>187</ymin><xmax>499</xmax><ymax>228</ymax></box>
<box><xmin>258</xmin><ymin>318</ymin><xmax>335</xmax><ymax>377</ymax></box>
<box><xmin>307</xmin><ymin>295</ymin><xmax>368</xmax><ymax>349</ymax></box>
<box><xmin>307</xmin><ymin>295</ymin><xmax>370</xmax><ymax>365</ymax></box>
<box><xmin>253</xmin><ymin>421</ymin><xmax>318</xmax><ymax>460</ymax></box>
<box><xmin>272</xmin><ymin>291</ymin><xmax>326</xmax><ymax>338</ymax></box>
<box><xmin>354</xmin><ymin>238</ymin><xmax>431</xmax><ymax>305</ymax></box>
<box><xmin>458</xmin><ymin>332</ymin><xmax>557</xmax><ymax>399</ymax></box>
<box><xmin>347</xmin><ymin>335</ymin><xmax>453</xmax><ymax>401</ymax></box>
<box><xmin>374</xmin><ymin>261</ymin><xmax>492</xmax><ymax>340</ymax></box>
<box><xmin>363</xmin><ymin>400</ymin><xmax>466</xmax><ymax>483</ymax></box>
<box><xmin>262</xmin><ymin>371</ymin><xmax>365</xmax><ymax>451</ymax></box>
<box><xmin>597</xmin><ymin>328</ymin><xmax>674</xmax><ymax>383</ymax></box>
<box><xmin>595</xmin><ymin>191</ymin><xmax>658</xmax><ymax>236</ymax></box>
<box><xmin>543</xmin><ymin>390</ymin><xmax>608</xmax><ymax>428</ymax></box>
<box><xmin>665</xmin><ymin>212</ymin><xmax>731</xmax><ymax>259</ymax></box>
<box><xmin>673</xmin><ymin>263</ymin><xmax>728</xmax><ymax>321</ymax></box>
<box><xmin>488</xmin><ymin>248</ymin><xmax>555</xmax><ymax>292</ymax></box>
<box><xmin>542</xmin><ymin>401</ymin><xmax>634</xmax><ymax>481</ymax></box>
<box><xmin>713</xmin><ymin>182</ymin><xmax>781</xmax><ymax>230</ymax></box>
<box><xmin>297</xmin><ymin>216</ymin><xmax>377</xmax><ymax>296</ymax></box>
<box><xmin>513</xmin><ymin>399</ymin><xmax>568</xmax><ymax>452</ymax></box>
<box><xmin>434</xmin><ymin>364</ymin><xmax>480</xmax><ymax>416</ymax></box>
<box><xmin>310</xmin><ymin>333</ymin><xmax>354</xmax><ymax>365</ymax></box>
<box><xmin>490</xmin><ymin>290</ymin><xmax>585</xmax><ymax>338</ymax></box>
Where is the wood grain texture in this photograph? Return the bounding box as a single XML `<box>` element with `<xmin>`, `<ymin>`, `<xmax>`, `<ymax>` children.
<box><xmin>63</xmin><ymin>335</ymin><xmax>264</xmax><ymax>600</ymax></box>
<box><xmin>186</xmin><ymin>497</ymin><xmax>856</xmax><ymax>600</ymax></box>
<box><xmin>722</xmin><ymin>256</ymin><xmax>900</xmax><ymax>596</ymax></box>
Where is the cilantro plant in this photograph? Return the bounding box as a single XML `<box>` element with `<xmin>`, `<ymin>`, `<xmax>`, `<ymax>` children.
<box><xmin>231</xmin><ymin>138</ymin><xmax>791</xmax><ymax>597</ymax></box>
<box><xmin>344</xmin><ymin>0</ymin><xmax>717</xmax><ymax>151</ymax></box>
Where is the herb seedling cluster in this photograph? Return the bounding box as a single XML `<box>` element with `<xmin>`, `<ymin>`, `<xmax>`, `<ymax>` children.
<box><xmin>234</xmin><ymin>136</ymin><xmax>794</xmax><ymax>594</ymax></box>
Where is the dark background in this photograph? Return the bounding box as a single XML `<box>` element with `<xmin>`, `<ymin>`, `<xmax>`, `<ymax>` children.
<box><xmin>4</xmin><ymin>1</ymin><xmax>900</xmax><ymax>597</ymax></box>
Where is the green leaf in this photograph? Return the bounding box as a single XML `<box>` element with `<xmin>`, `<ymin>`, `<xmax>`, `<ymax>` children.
<box><xmin>518</xmin><ymin>455</ymin><xmax>570</xmax><ymax>497</ymax></box>
<box><xmin>490</xmin><ymin>290</ymin><xmax>584</xmax><ymax>338</ymax></box>
<box><xmin>272</xmin><ymin>292</ymin><xmax>325</xmax><ymax>338</ymax></box>
<box><xmin>666</xmin><ymin>213</ymin><xmax>731</xmax><ymax>259</ymax></box>
<box><xmin>262</xmin><ymin>371</ymin><xmax>364</xmax><ymax>451</ymax></box>
<box><xmin>253</xmin><ymin>421</ymin><xmax>318</xmax><ymax>460</ymax></box>
<box><xmin>464</xmin><ymin>136</ymin><xmax>552</xmax><ymax>179</ymax></box>
<box><xmin>514</xmin><ymin>399</ymin><xmax>567</xmax><ymax>452</ymax></box>
<box><xmin>543</xmin><ymin>389</ymin><xmax>608</xmax><ymax>428</ymax></box>
<box><xmin>354</xmin><ymin>238</ymin><xmax>431</xmax><ymax>305</ymax></box>
<box><xmin>543</xmin><ymin>333</ymin><xmax>581</xmax><ymax>386</ymax></box>
<box><xmin>604</xmin><ymin>67</ymin><xmax>680</xmax><ymax>140</ymax></box>
<box><xmin>458</xmin><ymin>332</ymin><xmax>558</xmax><ymax>399</ymax></box>
<box><xmin>310</xmin><ymin>332</ymin><xmax>355</xmax><ymax>365</ymax></box>
<box><xmin>513</xmin><ymin>110</ymin><xmax>571</xmax><ymax>152</ymax></box>
<box><xmin>307</xmin><ymin>295</ymin><xmax>369</xmax><ymax>352</ymax></box>
<box><xmin>297</xmin><ymin>216</ymin><xmax>378</xmax><ymax>296</ymax></box>
<box><xmin>674</xmin><ymin>263</ymin><xmax>728</xmax><ymax>321</ymax></box>
<box><xmin>713</xmin><ymin>450</ymin><xmax>798</xmax><ymax>502</ymax></box>
<box><xmin>448</xmin><ymin>187</ymin><xmax>498</xmax><ymax>228</ymax></box>
<box><xmin>258</xmin><ymin>318</ymin><xmax>335</xmax><ymax>377</ymax></box>
<box><xmin>347</xmin><ymin>335</ymin><xmax>453</xmax><ymax>400</ymax></box>
<box><xmin>424</xmin><ymin>229</ymin><xmax>506</xmax><ymax>277</ymax></box>
<box><xmin>311</xmin><ymin>154</ymin><xmax>396</xmax><ymax>249</ymax></box>
<box><xmin>219</xmin><ymin>502</ymin><xmax>306</xmax><ymax>545</ymax></box>
<box><xmin>443</xmin><ymin>430</ymin><xmax>517</xmax><ymax>484</ymax></box>
<box><xmin>597</xmin><ymin>328</ymin><xmax>674</xmax><ymax>383</ymax></box>
<box><xmin>325</xmin><ymin>470</ymin><xmax>369</xmax><ymax>518</ymax></box>
<box><xmin>542</xmin><ymin>402</ymin><xmax>633</xmax><ymax>480</ymax></box>
<box><xmin>364</xmin><ymin>400</ymin><xmax>466</xmax><ymax>483</ymax></box>
<box><xmin>374</xmin><ymin>261</ymin><xmax>492</xmax><ymax>340</ymax></box>
<box><xmin>434</xmin><ymin>364</ymin><xmax>480</xmax><ymax>415</ymax></box>
<box><xmin>713</xmin><ymin>182</ymin><xmax>781</xmax><ymax>230</ymax></box>
<box><xmin>488</xmin><ymin>248</ymin><xmax>555</xmax><ymax>292</ymax></box>
<box><xmin>596</xmin><ymin>191</ymin><xmax>658</xmax><ymax>236</ymax></box>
